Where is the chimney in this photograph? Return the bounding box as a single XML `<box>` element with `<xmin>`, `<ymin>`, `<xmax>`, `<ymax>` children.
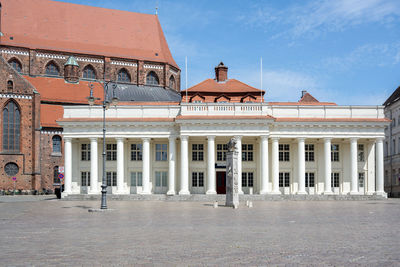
<box><xmin>215</xmin><ymin>62</ymin><xmax>228</xmax><ymax>82</ymax></box>
<box><xmin>301</xmin><ymin>90</ymin><xmax>307</xmax><ymax>98</ymax></box>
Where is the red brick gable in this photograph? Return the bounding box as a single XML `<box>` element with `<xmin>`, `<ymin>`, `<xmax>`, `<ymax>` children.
<box><xmin>299</xmin><ymin>92</ymin><xmax>319</xmax><ymax>103</ymax></box>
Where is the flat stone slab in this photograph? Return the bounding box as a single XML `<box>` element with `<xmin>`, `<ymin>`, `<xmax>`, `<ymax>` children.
<box><xmin>88</xmin><ymin>208</ymin><xmax>115</xmax><ymax>213</ymax></box>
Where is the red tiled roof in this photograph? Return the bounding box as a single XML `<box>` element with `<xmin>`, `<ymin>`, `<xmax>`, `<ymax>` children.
<box><xmin>181</xmin><ymin>79</ymin><xmax>265</xmax><ymax>94</ymax></box>
<box><xmin>41</xmin><ymin>104</ymin><xmax>64</xmax><ymax>127</ymax></box>
<box><xmin>299</xmin><ymin>92</ymin><xmax>319</xmax><ymax>103</ymax></box>
<box><xmin>1</xmin><ymin>0</ymin><xmax>178</xmax><ymax>68</ymax></box>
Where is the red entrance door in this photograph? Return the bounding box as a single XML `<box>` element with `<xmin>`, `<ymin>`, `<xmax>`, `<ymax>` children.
<box><xmin>216</xmin><ymin>172</ymin><xmax>226</xmax><ymax>194</ymax></box>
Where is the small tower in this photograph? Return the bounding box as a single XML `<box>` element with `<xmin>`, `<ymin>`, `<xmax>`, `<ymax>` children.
<box><xmin>64</xmin><ymin>56</ymin><xmax>79</xmax><ymax>83</ymax></box>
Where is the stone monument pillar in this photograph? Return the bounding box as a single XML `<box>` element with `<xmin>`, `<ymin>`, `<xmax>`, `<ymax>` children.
<box><xmin>226</xmin><ymin>138</ymin><xmax>239</xmax><ymax>209</ymax></box>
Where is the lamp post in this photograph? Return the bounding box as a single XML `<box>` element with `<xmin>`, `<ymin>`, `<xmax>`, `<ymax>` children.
<box><xmin>87</xmin><ymin>81</ymin><xmax>118</xmax><ymax>209</ymax></box>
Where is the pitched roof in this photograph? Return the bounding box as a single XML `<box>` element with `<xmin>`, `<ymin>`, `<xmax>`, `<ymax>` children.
<box><xmin>299</xmin><ymin>92</ymin><xmax>319</xmax><ymax>103</ymax></box>
<box><xmin>1</xmin><ymin>0</ymin><xmax>178</xmax><ymax>68</ymax></box>
<box><xmin>383</xmin><ymin>86</ymin><xmax>400</xmax><ymax>107</ymax></box>
<box><xmin>41</xmin><ymin>104</ymin><xmax>64</xmax><ymax>128</ymax></box>
<box><xmin>182</xmin><ymin>79</ymin><xmax>265</xmax><ymax>94</ymax></box>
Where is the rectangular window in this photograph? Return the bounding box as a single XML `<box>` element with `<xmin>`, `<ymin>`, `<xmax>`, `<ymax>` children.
<box><xmin>217</xmin><ymin>144</ymin><xmax>228</xmax><ymax>161</ymax></box>
<box><xmin>106</xmin><ymin>144</ymin><xmax>117</xmax><ymax>161</ymax></box>
<box><xmin>305</xmin><ymin>144</ymin><xmax>314</xmax><ymax>162</ymax></box>
<box><xmin>81</xmin><ymin>171</ymin><xmax>91</xmax><ymax>186</ymax></box>
<box><xmin>155</xmin><ymin>144</ymin><xmax>168</xmax><ymax>161</ymax></box>
<box><xmin>305</xmin><ymin>172</ymin><xmax>315</xmax><ymax>187</ymax></box>
<box><xmin>331</xmin><ymin>172</ymin><xmax>340</xmax><ymax>188</ymax></box>
<box><xmin>242</xmin><ymin>144</ymin><xmax>254</xmax><ymax>161</ymax></box>
<box><xmin>192</xmin><ymin>144</ymin><xmax>204</xmax><ymax>161</ymax></box>
<box><xmin>358</xmin><ymin>144</ymin><xmax>365</xmax><ymax>162</ymax></box>
<box><xmin>155</xmin><ymin>171</ymin><xmax>168</xmax><ymax>187</ymax></box>
<box><xmin>279</xmin><ymin>144</ymin><xmax>290</xmax><ymax>161</ymax></box>
<box><xmin>358</xmin><ymin>172</ymin><xmax>364</xmax><ymax>188</ymax></box>
<box><xmin>130</xmin><ymin>144</ymin><xmax>143</xmax><ymax>161</ymax></box>
<box><xmin>130</xmin><ymin>172</ymin><xmax>142</xmax><ymax>186</ymax></box>
<box><xmin>106</xmin><ymin>171</ymin><xmax>117</xmax><ymax>186</ymax></box>
<box><xmin>242</xmin><ymin>172</ymin><xmax>254</xmax><ymax>187</ymax></box>
<box><xmin>279</xmin><ymin>172</ymin><xmax>290</xmax><ymax>187</ymax></box>
<box><xmin>331</xmin><ymin>144</ymin><xmax>339</xmax><ymax>162</ymax></box>
<box><xmin>81</xmin><ymin>144</ymin><xmax>91</xmax><ymax>161</ymax></box>
<box><xmin>192</xmin><ymin>172</ymin><xmax>204</xmax><ymax>187</ymax></box>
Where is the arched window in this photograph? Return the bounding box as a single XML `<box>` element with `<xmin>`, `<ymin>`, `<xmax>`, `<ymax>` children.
<box><xmin>52</xmin><ymin>135</ymin><xmax>61</xmax><ymax>153</ymax></box>
<box><xmin>169</xmin><ymin>75</ymin><xmax>175</xmax><ymax>89</ymax></box>
<box><xmin>7</xmin><ymin>81</ymin><xmax>13</xmax><ymax>91</ymax></box>
<box><xmin>117</xmin><ymin>69</ymin><xmax>131</xmax><ymax>83</ymax></box>
<box><xmin>2</xmin><ymin>100</ymin><xmax>20</xmax><ymax>152</ymax></box>
<box><xmin>146</xmin><ymin>71</ymin><xmax>159</xmax><ymax>85</ymax></box>
<box><xmin>54</xmin><ymin>166</ymin><xmax>60</xmax><ymax>183</ymax></box>
<box><xmin>45</xmin><ymin>62</ymin><xmax>60</xmax><ymax>76</ymax></box>
<box><xmin>8</xmin><ymin>59</ymin><xmax>22</xmax><ymax>73</ymax></box>
<box><xmin>83</xmin><ymin>65</ymin><xmax>96</xmax><ymax>80</ymax></box>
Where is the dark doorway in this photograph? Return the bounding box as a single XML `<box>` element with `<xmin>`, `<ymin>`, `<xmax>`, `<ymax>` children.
<box><xmin>216</xmin><ymin>171</ymin><xmax>226</xmax><ymax>194</ymax></box>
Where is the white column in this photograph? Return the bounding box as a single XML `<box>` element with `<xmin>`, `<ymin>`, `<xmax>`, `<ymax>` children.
<box><xmin>141</xmin><ymin>138</ymin><xmax>151</xmax><ymax>194</ymax></box>
<box><xmin>206</xmin><ymin>136</ymin><xmax>216</xmax><ymax>194</ymax></box>
<box><xmin>235</xmin><ymin>136</ymin><xmax>244</xmax><ymax>194</ymax></box>
<box><xmin>297</xmin><ymin>138</ymin><xmax>306</xmax><ymax>194</ymax></box>
<box><xmin>260</xmin><ymin>135</ymin><xmax>269</xmax><ymax>194</ymax></box>
<box><xmin>116</xmin><ymin>137</ymin><xmax>125</xmax><ymax>194</ymax></box>
<box><xmin>64</xmin><ymin>137</ymin><xmax>72</xmax><ymax>194</ymax></box>
<box><xmin>376</xmin><ymin>137</ymin><xmax>385</xmax><ymax>195</ymax></box>
<box><xmin>179</xmin><ymin>135</ymin><xmax>190</xmax><ymax>195</ymax></box>
<box><xmin>271</xmin><ymin>137</ymin><xmax>280</xmax><ymax>194</ymax></box>
<box><xmin>89</xmin><ymin>137</ymin><xmax>99</xmax><ymax>194</ymax></box>
<box><xmin>323</xmin><ymin>138</ymin><xmax>332</xmax><ymax>194</ymax></box>
<box><xmin>350</xmin><ymin>138</ymin><xmax>359</xmax><ymax>194</ymax></box>
<box><xmin>167</xmin><ymin>136</ymin><xmax>176</xmax><ymax>195</ymax></box>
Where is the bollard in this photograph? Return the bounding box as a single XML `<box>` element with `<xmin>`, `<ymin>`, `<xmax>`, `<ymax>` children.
<box><xmin>213</xmin><ymin>201</ymin><xmax>218</xmax><ymax>208</ymax></box>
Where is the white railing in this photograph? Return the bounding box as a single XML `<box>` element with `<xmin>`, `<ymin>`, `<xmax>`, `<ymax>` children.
<box><xmin>180</xmin><ymin>103</ymin><xmax>268</xmax><ymax>116</ymax></box>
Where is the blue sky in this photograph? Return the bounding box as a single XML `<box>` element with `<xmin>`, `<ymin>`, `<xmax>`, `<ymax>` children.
<box><xmin>62</xmin><ymin>0</ymin><xmax>400</xmax><ymax>105</ymax></box>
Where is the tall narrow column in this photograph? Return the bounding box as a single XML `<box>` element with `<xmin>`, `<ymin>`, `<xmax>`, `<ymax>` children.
<box><xmin>179</xmin><ymin>135</ymin><xmax>190</xmax><ymax>195</ymax></box>
<box><xmin>323</xmin><ymin>138</ymin><xmax>332</xmax><ymax>194</ymax></box>
<box><xmin>235</xmin><ymin>136</ymin><xmax>244</xmax><ymax>194</ymax></box>
<box><xmin>89</xmin><ymin>137</ymin><xmax>99</xmax><ymax>194</ymax></box>
<box><xmin>116</xmin><ymin>138</ymin><xmax>125</xmax><ymax>194</ymax></box>
<box><xmin>297</xmin><ymin>138</ymin><xmax>307</xmax><ymax>194</ymax></box>
<box><xmin>350</xmin><ymin>138</ymin><xmax>359</xmax><ymax>194</ymax></box>
<box><xmin>271</xmin><ymin>137</ymin><xmax>280</xmax><ymax>194</ymax></box>
<box><xmin>260</xmin><ymin>135</ymin><xmax>269</xmax><ymax>194</ymax></box>
<box><xmin>206</xmin><ymin>136</ymin><xmax>216</xmax><ymax>194</ymax></box>
<box><xmin>376</xmin><ymin>137</ymin><xmax>385</xmax><ymax>195</ymax></box>
<box><xmin>64</xmin><ymin>137</ymin><xmax>72</xmax><ymax>194</ymax></box>
<box><xmin>167</xmin><ymin>136</ymin><xmax>176</xmax><ymax>195</ymax></box>
<box><xmin>141</xmin><ymin>138</ymin><xmax>151</xmax><ymax>194</ymax></box>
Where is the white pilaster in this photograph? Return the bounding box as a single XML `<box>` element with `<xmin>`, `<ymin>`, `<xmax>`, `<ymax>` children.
<box><xmin>235</xmin><ymin>136</ymin><xmax>244</xmax><ymax>194</ymax></box>
<box><xmin>206</xmin><ymin>136</ymin><xmax>216</xmax><ymax>194</ymax></box>
<box><xmin>271</xmin><ymin>137</ymin><xmax>280</xmax><ymax>194</ymax></box>
<box><xmin>64</xmin><ymin>137</ymin><xmax>72</xmax><ymax>194</ymax></box>
<box><xmin>260</xmin><ymin>135</ymin><xmax>269</xmax><ymax>194</ymax></box>
<box><xmin>116</xmin><ymin>137</ymin><xmax>125</xmax><ymax>194</ymax></box>
<box><xmin>141</xmin><ymin>138</ymin><xmax>151</xmax><ymax>194</ymax></box>
<box><xmin>179</xmin><ymin>135</ymin><xmax>190</xmax><ymax>195</ymax></box>
<box><xmin>350</xmin><ymin>138</ymin><xmax>359</xmax><ymax>195</ymax></box>
<box><xmin>167</xmin><ymin>136</ymin><xmax>176</xmax><ymax>195</ymax></box>
<box><xmin>323</xmin><ymin>138</ymin><xmax>332</xmax><ymax>194</ymax></box>
<box><xmin>375</xmin><ymin>137</ymin><xmax>385</xmax><ymax>195</ymax></box>
<box><xmin>89</xmin><ymin>137</ymin><xmax>99</xmax><ymax>194</ymax></box>
<box><xmin>297</xmin><ymin>138</ymin><xmax>306</xmax><ymax>194</ymax></box>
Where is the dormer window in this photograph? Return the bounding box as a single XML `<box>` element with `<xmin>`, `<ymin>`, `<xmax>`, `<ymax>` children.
<box><xmin>9</xmin><ymin>59</ymin><xmax>22</xmax><ymax>73</ymax></box>
<box><xmin>83</xmin><ymin>65</ymin><xmax>96</xmax><ymax>80</ymax></box>
<box><xmin>45</xmin><ymin>62</ymin><xmax>60</xmax><ymax>76</ymax></box>
<box><xmin>117</xmin><ymin>69</ymin><xmax>131</xmax><ymax>83</ymax></box>
<box><xmin>146</xmin><ymin>71</ymin><xmax>159</xmax><ymax>86</ymax></box>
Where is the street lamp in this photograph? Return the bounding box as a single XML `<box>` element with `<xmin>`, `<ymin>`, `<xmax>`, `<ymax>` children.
<box><xmin>87</xmin><ymin>81</ymin><xmax>118</xmax><ymax>209</ymax></box>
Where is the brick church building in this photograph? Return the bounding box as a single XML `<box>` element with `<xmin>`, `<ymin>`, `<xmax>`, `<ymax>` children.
<box><xmin>0</xmin><ymin>0</ymin><xmax>181</xmax><ymax>193</ymax></box>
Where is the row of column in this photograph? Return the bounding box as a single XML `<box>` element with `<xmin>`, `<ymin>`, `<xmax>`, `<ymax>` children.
<box><xmin>62</xmin><ymin>136</ymin><xmax>385</xmax><ymax>195</ymax></box>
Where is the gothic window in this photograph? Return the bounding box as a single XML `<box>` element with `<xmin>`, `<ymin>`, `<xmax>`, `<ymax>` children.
<box><xmin>52</xmin><ymin>135</ymin><xmax>61</xmax><ymax>153</ymax></box>
<box><xmin>146</xmin><ymin>71</ymin><xmax>159</xmax><ymax>85</ymax></box>
<box><xmin>117</xmin><ymin>69</ymin><xmax>131</xmax><ymax>82</ymax></box>
<box><xmin>2</xmin><ymin>101</ymin><xmax>20</xmax><ymax>152</ymax></box>
<box><xmin>83</xmin><ymin>65</ymin><xmax>96</xmax><ymax>79</ymax></box>
<box><xmin>45</xmin><ymin>62</ymin><xmax>60</xmax><ymax>76</ymax></box>
<box><xmin>8</xmin><ymin>59</ymin><xmax>22</xmax><ymax>73</ymax></box>
<box><xmin>4</xmin><ymin>162</ymin><xmax>19</xmax><ymax>176</ymax></box>
<box><xmin>7</xmin><ymin>81</ymin><xmax>13</xmax><ymax>91</ymax></box>
<box><xmin>169</xmin><ymin>75</ymin><xmax>175</xmax><ymax>89</ymax></box>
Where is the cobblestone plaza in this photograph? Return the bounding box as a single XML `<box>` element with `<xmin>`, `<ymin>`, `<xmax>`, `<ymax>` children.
<box><xmin>1</xmin><ymin>197</ymin><xmax>399</xmax><ymax>266</ymax></box>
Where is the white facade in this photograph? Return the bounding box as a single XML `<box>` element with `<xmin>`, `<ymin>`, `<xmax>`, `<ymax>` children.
<box><xmin>60</xmin><ymin>103</ymin><xmax>388</xmax><ymax>197</ymax></box>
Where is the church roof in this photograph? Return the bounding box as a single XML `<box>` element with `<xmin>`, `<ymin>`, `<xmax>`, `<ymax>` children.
<box><xmin>182</xmin><ymin>79</ymin><xmax>265</xmax><ymax>94</ymax></box>
<box><xmin>0</xmin><ymin>0</ymin><xmax>178</xmax><ymax>68</ymax></box>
